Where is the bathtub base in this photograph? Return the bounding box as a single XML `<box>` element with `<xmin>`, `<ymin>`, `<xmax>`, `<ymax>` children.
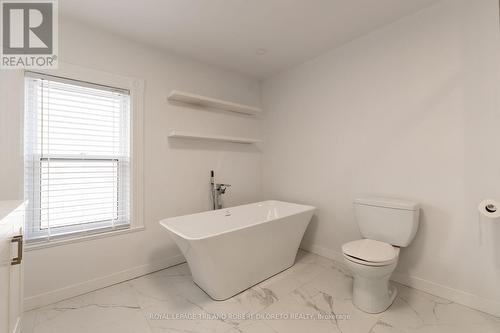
<box><xmin>193</xmin><ymin>262</ymin><xmax>295</xmax><ymax>301</ymax></box>
<box><xmin>179</xmin><ymin>221</ymin><xmax>306</xmax><ymax>301</ymax></box>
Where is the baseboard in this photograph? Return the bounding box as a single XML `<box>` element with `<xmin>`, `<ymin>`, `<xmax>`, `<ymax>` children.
<box><xmin>302</xmin><ymin>243</ymin><xmax>345</xmax><ymax>262</ymax></box>
<box><xmin>390</xmin><ymin>273</ymin><xmax>500</xmax><ymax>317</ymax></box>
<box><xmin>23</xmin><ymin>245</ymin><xmax>500</xmax><ymax>318</ymax></box>
<box><xmin>300</xmin><ymin>243</ymin><xmax>500</xmax><ymax>318</ymax></box>
<box><xmin>23</xmin><ymin>254</ymin><xmax>186</xmax><ymax>311</ymax></box>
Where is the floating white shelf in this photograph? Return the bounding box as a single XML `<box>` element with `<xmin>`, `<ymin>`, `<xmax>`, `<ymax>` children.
<box><xmin>168</xmin><ymin>90</ymin><xmax>262</xmax><ymax>115</ymax></box>
<box><xmin>168</xmin><ymin>131</ymin><xmax>262</xmax><ymax>144</ymax></box>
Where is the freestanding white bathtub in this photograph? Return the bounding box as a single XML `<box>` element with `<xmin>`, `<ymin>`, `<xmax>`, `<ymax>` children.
<box><xmin>160</xmin><ymin>200</ymin><xmax>315</xmax><ymax>300</ymax></box>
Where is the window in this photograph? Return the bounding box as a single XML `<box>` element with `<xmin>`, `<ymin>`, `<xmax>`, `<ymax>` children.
<box><xmin>24</xmin><ymin>72</ymin><xmax>132</xmax><ymax>242</ymax></box>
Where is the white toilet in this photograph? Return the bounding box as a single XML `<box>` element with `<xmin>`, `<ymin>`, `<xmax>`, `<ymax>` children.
<box><xmin>342</xmin><ymin>197</ymin><xmax>420</xmax><ymax>313</ymax></box>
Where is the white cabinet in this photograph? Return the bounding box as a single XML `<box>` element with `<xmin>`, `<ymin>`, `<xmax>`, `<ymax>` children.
<box><xmin>0</xmin><ymin>201</ymin><xmax>25</xmax><ymax>333</ymax></box>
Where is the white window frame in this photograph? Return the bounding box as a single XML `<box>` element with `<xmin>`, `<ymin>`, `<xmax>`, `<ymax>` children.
<box><xmin>24</xmin><ymin>62</ymin><xmax>144</xmax><ymax>249</ymax></box>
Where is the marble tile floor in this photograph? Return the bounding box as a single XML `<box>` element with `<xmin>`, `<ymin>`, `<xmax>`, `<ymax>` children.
<box><xmin>22</xmin><ymin>250</ymin><xmax>500</xmax><ymax>333</ymax></box>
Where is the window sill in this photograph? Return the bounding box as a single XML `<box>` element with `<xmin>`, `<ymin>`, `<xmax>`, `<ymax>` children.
<box><xmin>25</xmin><ymin>225</ymin><xmax>145</xmax><ymax>252</ymax></box>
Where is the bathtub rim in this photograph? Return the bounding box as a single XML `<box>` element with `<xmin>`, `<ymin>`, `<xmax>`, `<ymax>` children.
<box><xmin>159</xmin><ymin>200</ymin><xmax>315</xmax><ymax>241</ymax></box>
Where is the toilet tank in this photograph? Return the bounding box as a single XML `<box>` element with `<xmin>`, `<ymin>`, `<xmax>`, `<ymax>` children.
<box><xmin>354</xmin><ymin>197</ymin><xmax>420</xmax><ymax>247</ymax></box>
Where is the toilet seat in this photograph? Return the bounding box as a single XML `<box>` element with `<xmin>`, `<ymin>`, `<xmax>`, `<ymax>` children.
<box><xmin>342</xmin><ymin>239</ymin><xmax>399</xmax><ymax>267</ymax></box>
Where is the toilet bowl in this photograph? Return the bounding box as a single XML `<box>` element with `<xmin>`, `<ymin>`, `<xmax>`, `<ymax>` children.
<box><xmin>343</xmin><ymin>197</ymin><xmax>420</xmax><ymax>313</ymax></box>
<box><xmin>342</xmin><ymin>239</ymin><xmax>400</xmax><ymax>313</ymax></box>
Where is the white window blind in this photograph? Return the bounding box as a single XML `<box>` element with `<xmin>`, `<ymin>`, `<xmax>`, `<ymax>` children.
<box><xmin>24</xmin><ymin>72</ymin><xmax>131</xmax><ymax>242</ymax></box>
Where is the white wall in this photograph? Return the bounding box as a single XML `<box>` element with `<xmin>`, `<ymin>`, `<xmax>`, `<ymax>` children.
<box><xmin>261</xmin><ymin>0</ymin><xmax>500</xmax><ymax>316</ymax></box>
<box><xmin>0</xmin><ymin>18</ymin><xmax>262</xmax><ymax>308</ymax></box>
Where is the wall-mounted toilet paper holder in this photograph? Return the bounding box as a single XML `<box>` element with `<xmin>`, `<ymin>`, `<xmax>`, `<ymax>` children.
<box><xmin>477</xmin><ymin>199</ymin><xmax>500</xmax><ymax>245</ymax></box>
<box><xmin>478</xmin><ymin>199</ymin><xmax>500</xmax><ymax>218</ymax></box>
<box><xmin>485</xmin><ymin>204</ymin><xmax>497</xmax><ymax>213</ymax></box>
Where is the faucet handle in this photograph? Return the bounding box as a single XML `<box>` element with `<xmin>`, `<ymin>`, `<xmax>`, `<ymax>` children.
<box><xmin>216</xmin><ymin>183</ymin><xmax>231</xmax><ymax>194</ymax></box>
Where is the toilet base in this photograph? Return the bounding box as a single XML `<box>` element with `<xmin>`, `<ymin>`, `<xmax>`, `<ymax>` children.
<box><xmin>352</xmin><ymin>275</ymin><xmax>397</xmax><ymax>313</ymax></box>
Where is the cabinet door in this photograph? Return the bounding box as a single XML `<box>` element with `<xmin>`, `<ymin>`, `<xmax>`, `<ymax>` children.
<box><xmin>0</xmin><ymin>222</ymin><xmax>12</xmax><ymax>333</ymax></box>
<box><xmin>0</xmin><ymin>204</ymin><xmax>24</xmax><ymax>333</ymax></box>
<box><xmin>9</xmin><ymin>225</ymin><xmax>23</xmax><ymax>333</ymax></box>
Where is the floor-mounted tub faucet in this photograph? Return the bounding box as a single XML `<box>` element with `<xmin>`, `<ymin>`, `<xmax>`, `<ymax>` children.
<box><xmin>210</xmin><ymin>170</ymin><xmax>231</xmax><ymax>210</ymax></box>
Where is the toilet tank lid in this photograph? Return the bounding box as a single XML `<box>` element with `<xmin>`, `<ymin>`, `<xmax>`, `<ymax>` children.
<box><xmin>354</xmin><ymin>197</ymin><xmax>419</xmax><ymax>211</ymax></box>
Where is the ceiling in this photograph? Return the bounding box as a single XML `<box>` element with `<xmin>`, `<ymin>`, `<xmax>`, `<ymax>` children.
<box><xmin>60</xmin><ymin>0</ymin><xmax>439</xmax><ymax>79</ymax></box>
